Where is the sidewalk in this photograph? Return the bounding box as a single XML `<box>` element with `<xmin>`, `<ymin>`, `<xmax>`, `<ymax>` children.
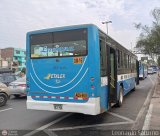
<box><xmin>149</xmin><ymin>72</ymin><xmax>160</xmax><ymax>130</ymax></box>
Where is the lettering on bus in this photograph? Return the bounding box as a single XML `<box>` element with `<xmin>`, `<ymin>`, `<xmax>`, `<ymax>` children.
<box><xmin>41</xmin><ymin>45</ymin><xmax>75</xmax><ymax>53</ymax></box>
<box><xmin>44</xmin><ymin>73</ymin><xmax>65</xmax><ymax>80</ymax></box>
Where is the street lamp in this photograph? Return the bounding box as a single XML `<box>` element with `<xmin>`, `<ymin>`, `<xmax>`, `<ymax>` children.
<box><xmin>102</xmin><ymin>21</ymin><xmax>112</xmax><ymax>35</ymax></box>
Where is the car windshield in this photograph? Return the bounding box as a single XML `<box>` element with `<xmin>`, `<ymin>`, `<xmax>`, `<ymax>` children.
<box><xmin>0</xmin><ymin>76</ymin><xmax>4</xmax><ymax>82</ymax></box>
<box><xmin>4</xmin><ymin>75</ymin><xmax>16</xmax><ymax>82</ymax></box>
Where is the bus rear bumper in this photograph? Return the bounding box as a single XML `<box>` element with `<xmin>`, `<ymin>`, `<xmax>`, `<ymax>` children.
<box><xmin>27</xmin><ymin>96</ymin><xmax>101</xmax><ymax>115</ymax></box>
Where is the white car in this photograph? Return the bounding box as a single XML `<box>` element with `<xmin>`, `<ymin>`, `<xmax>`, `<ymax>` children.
<box><xmin>148</xmin><ymin>67</ymin><xmax>154</xmax><ymax>74</ymax></box>
<box><xmin>8</xmin><ymin>76</ymin><xmax>26</xmax><ymax>98</ymax></box>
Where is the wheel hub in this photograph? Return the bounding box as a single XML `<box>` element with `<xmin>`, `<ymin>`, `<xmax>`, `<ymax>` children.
<box><xmin>0</xmin><ymin>96</ymin><xmax>4</xmax><ymax>103</ymax></box>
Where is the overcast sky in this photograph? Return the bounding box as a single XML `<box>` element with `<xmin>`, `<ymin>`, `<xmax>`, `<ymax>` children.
<box><xmin>0</xmin><ymin>0</ymin><xmax>160</xmax><ymax>50</ymax></box>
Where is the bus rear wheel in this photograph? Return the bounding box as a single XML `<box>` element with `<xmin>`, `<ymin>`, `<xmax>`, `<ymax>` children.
<box><xmin>116</xmin><ymin>86</ymin><xmax>123</xmax><ymax>107</ymax></box>
<box><xmin>14</xmin><ymin>94</ymin><xmax>21</xmax><ymax>98</ymax></box>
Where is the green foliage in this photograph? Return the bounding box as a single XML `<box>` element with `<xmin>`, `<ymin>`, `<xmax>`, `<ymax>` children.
<box><xmin>21</xmin><ymin>67</ymin><xmax>26</xmax><ymax>74</ymax></box>
<box><xmin>135</xmin><ymin>8</ymin><xmax>160</xmax><ymax>55</ymax></box>
<box><xmin>158</xmin><ymin>56</ymin><xmax>160</xmax><ymax>66</ymax></box>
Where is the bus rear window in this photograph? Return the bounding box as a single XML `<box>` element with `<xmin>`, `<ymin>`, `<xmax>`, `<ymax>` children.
<box><xmin>30</xmin><ymin>29</ymin><xmax>87</xmax><ymax>58</ymax></box>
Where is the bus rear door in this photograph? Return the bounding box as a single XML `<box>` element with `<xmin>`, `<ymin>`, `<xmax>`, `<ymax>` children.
<box><xmin>108</xmin><ymin>46</ymin><xmax>117</xmax><ymax>106</ymax></box>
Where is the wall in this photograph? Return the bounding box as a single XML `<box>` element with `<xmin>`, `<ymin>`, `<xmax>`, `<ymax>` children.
<box><xmin>1</xmin><ymin>48</ymin><xmax>14</xmax><ymax>60</ymax></box>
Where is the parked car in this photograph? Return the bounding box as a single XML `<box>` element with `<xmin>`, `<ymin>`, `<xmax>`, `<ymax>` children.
<box><xmin>153</xmin><ymin>68</ymin><xmax>157</xmax><ymax>73</ymax></box>
<box><xmin>8</xmin><ymin>76</ymin><xmax>26</xmax><ymax>98</ymax></box>
<box><xmin>150</xmin><ymin>66</ymin><xmax>158</xmax><ymax>73</ymax></box>
<box><xmin>0</xmin><ymin>82</ymin><xmax>10</xmax><ymax>107</ymax></box>
<box><xmin>0</xmin><ymin>73</ymin><xmax>17</xmax><ymax>86</ymax></box>
<box><xmin>0</xmin><ymin>68</ymin><xmax>13</xmax><ymax>74</ymax></box>
<box><xmin>148</xmin><ymin>67</ymin><xmax>154</xmax><ymax>74</ymax></box>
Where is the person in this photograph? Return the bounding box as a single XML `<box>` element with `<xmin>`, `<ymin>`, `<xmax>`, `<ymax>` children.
<box><xmin>20</xmin><ymin>72</ymin><xmax>25</xmax><ymax>77</ymax></box>
<box><xmin>20</xmin><ymin>67</ymin><xmax>26</xmax><ymax>77</ymax></box>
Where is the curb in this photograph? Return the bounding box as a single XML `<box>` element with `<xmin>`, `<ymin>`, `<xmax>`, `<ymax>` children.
<box><xmin>131</xmin><ymin>77</ymin><xmax>156</xmax><ymax>130</ymax></box>
<box><xmin>141</xmin><ymin>74</ymin><xmax>160</xmax><ymax>130</ymax></box>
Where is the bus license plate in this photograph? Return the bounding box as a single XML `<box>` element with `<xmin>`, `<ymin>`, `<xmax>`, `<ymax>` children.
<box><xmin>54</xmin><ymin>104</ymin><xmax>63</xmax><ymax>110</ymax></box>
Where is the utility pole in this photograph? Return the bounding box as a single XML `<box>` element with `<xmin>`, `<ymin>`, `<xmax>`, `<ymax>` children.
<box><xmin>102</xmin><ymin>21</ymin><xmax>112</xmax><ymax>35</ymax></box>
<box><xmin>130</xmin><ymin>42</ymin><xmax>133</xmax><ymax>53</ymax></box>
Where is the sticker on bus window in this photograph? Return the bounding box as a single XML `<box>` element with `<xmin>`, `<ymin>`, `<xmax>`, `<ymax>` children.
<box><xmin>74</xmin><ymin>57</ymin><xmax>83</xmax><ymax>64</ymax></box>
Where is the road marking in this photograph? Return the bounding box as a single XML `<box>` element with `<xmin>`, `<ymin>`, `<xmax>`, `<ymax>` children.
<box><xmin>136</xmin><ymin>86</ymin><xmax>145</xmax><ymax>89</ymax></box>
<box><xmin>48</xmin><ymin>112</ymin><xmax>134</xmax><ymax>131</ymax></box>
<box><xmin>148</xmin><ymin>73</ymin><xmax>156</xmax><ymax>82</ymax></box>
<box><xmin>48</xmin><ymin>121</ymin><xmax>134</xmax><ymax>131</ymax></box>
<box><xmin>131</xmin><ymin>76</ymin><xmax>155</xmax><ymax>130</ymax></box>
<box><xmin>24</xmin><ymin>111</ymin><xmax>135</xmax><ymax>133</ymax></box>
<box><xmin>24</xmin><ymin>113</ymin><xmax>72</xmax><ymax>136</ymax></box>
<box><xmin>0</xmin><ymin>108</ymin><xmax>12</xmax><ymax>113</ymax></box>
<box><xmin>148</xmin><ymin>75</ymin><xmax>153</xmax><ymax>85</ymax></box>
<box><xmin>43</xmin><ymin>129</ymin><xmax>58</xmax><ymax>136</ymax></box>
<box><xmin>141</xmin><ymin>104</ymin><xmax>153</xmax><ymax>131</ymax></box>
<box><xmin>141</xmin><ymin>75</ymin><xmax>157</xmax><ymax>132</ymax></box>
<box><xmin>108</xmin><ymin>112</ymin><xmax>134</xmax><ymax>122</ymax></box>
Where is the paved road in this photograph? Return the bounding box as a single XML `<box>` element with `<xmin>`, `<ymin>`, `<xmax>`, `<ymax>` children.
<box><xmin>0</xmin><ymin>74</ymin><xmax>157</xmax><ymax>136</ymax></box>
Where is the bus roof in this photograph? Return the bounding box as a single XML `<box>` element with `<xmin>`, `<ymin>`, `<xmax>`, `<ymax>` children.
<box><xmin>27</xmin><ymin>24</ymin><xmax>137</xmax><ymax>58</ymax></box>
<box><xmin>27</xmin><ymin>24</ymin><xmax>96</xmax><ymax>35</ymax></box>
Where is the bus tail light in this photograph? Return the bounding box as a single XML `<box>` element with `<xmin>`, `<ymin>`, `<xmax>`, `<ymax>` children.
<box><xmin>90</xmin><ymin>77</ymin><xmax>94</xmax><ymax>82</ymax></box>
<box><xmin>91</xmin><ymin>85</ymin><xmax>95</xmax><ymax>90</ymax></box>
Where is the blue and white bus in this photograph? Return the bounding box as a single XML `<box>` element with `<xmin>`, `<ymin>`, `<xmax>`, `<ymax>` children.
<box><xmin>26</xmin><ymin>24</ymin><xmax>138</xmax><ymax>115</ymax></box>
<box><xmin>139</xmin><ymin>61</ymin><xmax>148</xmax><ymax>79</ymax></box>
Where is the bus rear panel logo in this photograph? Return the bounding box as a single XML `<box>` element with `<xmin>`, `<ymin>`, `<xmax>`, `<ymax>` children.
<box><xmin>44</xmin><ymin>73</ymin><xmax>65</xmax><ymax>80</ymax></box>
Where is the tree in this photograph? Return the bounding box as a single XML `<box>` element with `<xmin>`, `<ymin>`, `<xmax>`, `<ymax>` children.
<box><xmin>158</xmin><ymin>56</ymin><xmax>160</xmax><ymax>66</ymax></box>
<box><xmin>135</xmin><ymin>8</ymin><xmax>160</xmax><ymax>56</ymax></box>
<box><xmin>21</xmin><ymin>67</ymin><xmax>26</xmax><ymax>74</ymax></box>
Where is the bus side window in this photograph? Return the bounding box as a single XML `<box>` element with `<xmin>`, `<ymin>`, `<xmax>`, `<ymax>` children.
<box><xmin>99</xmin><ymin>39</ymin><xmax>107</xmax><ymax>77</ymax></box>
<box><xmin>120</xmin><ymin>51</ymin><xmax>122</xmax><ymax>68</ymax></box>
<box><xmin>129</xmin><ymin>55</ymin><xmax>131</xmax><ymax>69</ymax></box>
<box><xmin>117</xmin><ymin>50</ymin><xmax>120</xmax><ymax>68</ymax></box>
<box><xmin>124</xmin><ymin>53</ymin><xmax>128</xmax><ymax>69</ymax></box>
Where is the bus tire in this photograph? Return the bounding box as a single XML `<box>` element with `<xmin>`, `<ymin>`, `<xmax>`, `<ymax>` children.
<box><xmin>116</xmin><ymin>86</ymin><xmax>123</xmax><ymax>107</ymax></box>
<box><xmin>14</xmin><ymin>94</ymin><xmax>21</xmax><ymax>98</ymax></box>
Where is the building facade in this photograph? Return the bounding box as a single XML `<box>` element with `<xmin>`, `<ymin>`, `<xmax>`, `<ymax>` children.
<box><xmin>0</xmin><ymin>47</ymin><xmax>26</xmax><ymax>72</ymax></box>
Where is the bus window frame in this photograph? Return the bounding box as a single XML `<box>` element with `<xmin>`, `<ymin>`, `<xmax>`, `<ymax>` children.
<box><xmin>99</xmin><ymin>32</ymin><xmax>108</xmax><ymax>77</ymax></box>
<box><xmin>29</xmin><ymin>28</ymin><xmax>88</xmax><ymax>59</ymax></box>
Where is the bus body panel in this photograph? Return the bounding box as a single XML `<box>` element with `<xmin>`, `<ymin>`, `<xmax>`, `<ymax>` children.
<box><xmin>122</xmin><ymin>77</ymin><xmax>135</xmax><ymax>95</ymax></box>
<box><xmin>27</xmin><ymin>24</ymin><xmax>102</xmax><ymax>115</ymax></box>
<box><xmin>139</xmin><ymin>63</ymin><xmax>148</xmax><ymax>79</ymax></box>
<box><xmin>100</xmin><ymin>85</ymin><xmax>109</xmax><ymax>112</ymax></box>
<box><xmin>117</xmin><ymin>73</ymin><xmax>136</xmax><ymax>96</ymax></box>
<box><xmin>28</xmin><ymin>57</ymin><xmax>90</xmax><ymax>102</ymax></box>
<box><xmin>26</xmin><ymin>24</ymin><xmax>138</xmax><ymax>115</ymax></box>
